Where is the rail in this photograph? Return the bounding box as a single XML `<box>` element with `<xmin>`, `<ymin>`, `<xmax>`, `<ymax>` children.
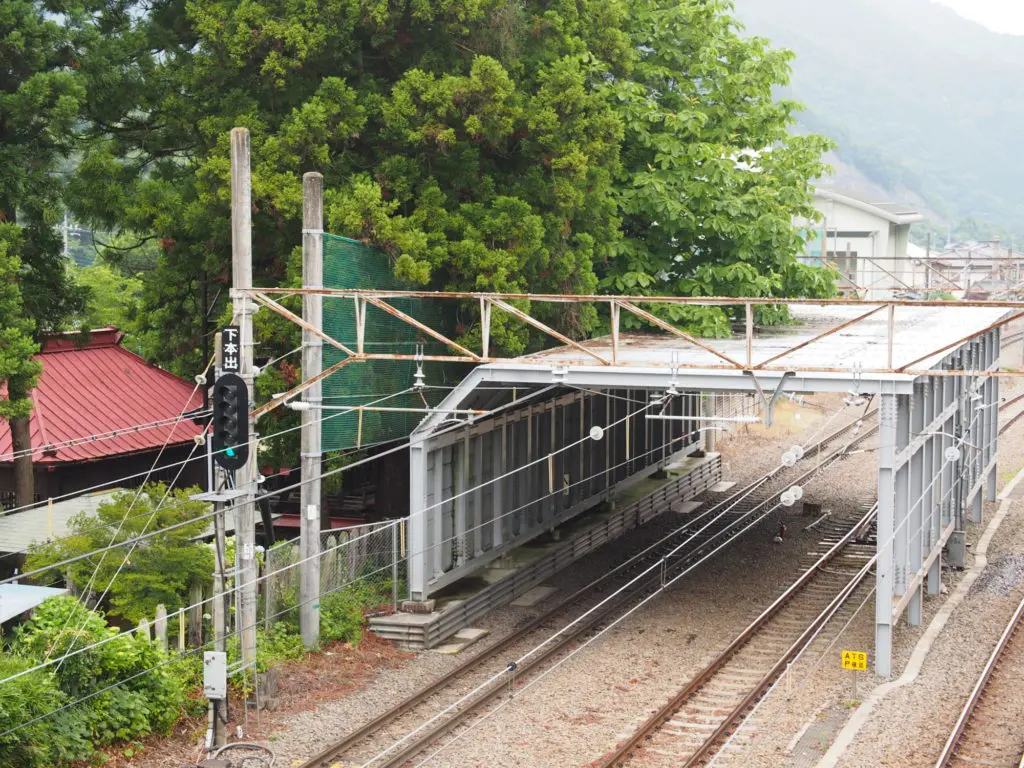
<box><xmin>933</xmin><ymin>592</ymin><xmax>1024</xmax><ymax>768</ymax></box>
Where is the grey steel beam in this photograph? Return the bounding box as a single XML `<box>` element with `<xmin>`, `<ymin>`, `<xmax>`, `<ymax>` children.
<box><xmin>877</xmin><ymin>382</ymin><xmax>899</xmax><ymax>677</ymax></box>
<box><xmin>408</xmin><ymin>442</ymin><xmax>428</xmax><ymax>600</ymax></box>
<box><xmin>908</xmin><ymin>383</ymin><xmax>925</xmax><ymax>625</ymax></box>
<box><xmin>894</xmin><ymin>394</ymin><xmax>911</xmax><ymax>602</ymax></box>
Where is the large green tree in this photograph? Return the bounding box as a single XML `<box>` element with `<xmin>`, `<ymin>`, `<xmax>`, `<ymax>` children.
<box><xmin>1</xmin><ymin>1</ymin><xmax>88</xmax><ymax>505</ymax></box>
<box><xmin>68</xmin><ymin>0</ymin><xmax>832</xmax><ymax>377</ymax></box>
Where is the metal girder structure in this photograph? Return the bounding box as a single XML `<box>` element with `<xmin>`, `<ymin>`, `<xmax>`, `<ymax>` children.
<box><xmin>407</xmin><ymin>386</ymin><xmax>700</xmax><ymax>599</ymax></box>
<box><xmin>874</xmin><ymin>327</ymin><xmax>1000</xmax><ymax>676</ymax></box>
<box><xmin>245</xmin><ymin>281</ymin><xmax>1009</xmax><ymax>676</ymax></box>
<box><xmin>239</xmin><ymin>289</ymin><xmax>1024</xmax><ymax>421</ymax></box>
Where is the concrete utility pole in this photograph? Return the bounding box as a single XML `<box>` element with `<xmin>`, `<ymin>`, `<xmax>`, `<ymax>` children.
<box><xmin>300</xmin><ymin>172</ymin><xmax>324</xmax><ymax>648</ymax></box>
<box><xmin>230</xmin><ymin>127</ymin><xmax>258</xmax><ymax>674</ymax></box>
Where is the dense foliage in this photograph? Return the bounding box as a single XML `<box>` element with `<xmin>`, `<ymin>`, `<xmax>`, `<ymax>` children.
<box><xmin>0</xmin><ymin>597</ymin><xmax>189</xmax><ymax>767</ymax></box>
<box><xmin>60</xmin><ymin>0</ymin><xmax>833</xmax><ymax>371</ymax></box>
<box><xmin>24</xmin><ymin>485</ymin><xmax>213</xmax><ymax>623</ymax></box>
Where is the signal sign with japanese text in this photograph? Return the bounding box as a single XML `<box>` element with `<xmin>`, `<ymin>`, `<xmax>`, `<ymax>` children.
<box><xmin>221</xmin><ymin>326</ymin><xmax>240</xmax><ymax>372</ymax></box>
<box><xmin>841</xmin><ymin>650</ymin><xmax>868</xmax><ymax>671</ymax></box>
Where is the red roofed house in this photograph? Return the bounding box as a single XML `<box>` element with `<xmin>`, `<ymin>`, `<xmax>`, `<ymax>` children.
<box><xmin>0</xmin><ymin>328</ymin><xmax>206</xmax><ymax>508</ymax></box>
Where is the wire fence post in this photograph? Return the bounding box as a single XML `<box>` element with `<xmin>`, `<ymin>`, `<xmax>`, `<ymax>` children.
<box><xmin>392</xmin><ymin>519</ymin><xmax>399</xmax><ymax>611</ymax></box>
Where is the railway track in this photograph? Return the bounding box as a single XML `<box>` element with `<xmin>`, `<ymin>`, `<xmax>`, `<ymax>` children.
<box><xmin>1000</xmin><ymin>391</ymin><xmax>1024</xmax><ymax>435</ymax></box>
<box><xmin>596</xmin><ymin>500</ymin><xmax>878</xmax><ymax>768</ymax></box>
<box><xmin>934</xmin><ymin>592</ymin><xmax>1024</xmax><ymax>768</ymax></box>
<box><xmin>297</xmin><ymin>412</ymin><xmax>876</xmax><ymax>768</ymax></box>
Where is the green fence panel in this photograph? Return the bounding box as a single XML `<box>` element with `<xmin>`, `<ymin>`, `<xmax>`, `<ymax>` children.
<box><xmin>321</xmin><ymin>234</ymin><xmax>462</xmax><ymax>451</ymax></box>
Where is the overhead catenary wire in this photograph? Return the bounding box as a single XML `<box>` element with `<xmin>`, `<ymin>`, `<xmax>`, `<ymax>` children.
<box><xmin>3</xmin><ymin>387</ymin><xmax>699</xmax><ymax>687</ymax></box>
<box><xmin>43</xmin><ymin>354</ymin><xmax>214</xmax><ymax>669</ymax></box>
<box><xmin>0</xmin><ymin>409</ymin><xmax>212</xmax><ymax>464</ymax></box>
<box><xmin>358</xmin><ymin>425</ymin><xmax>870</xmax><ymax>768</ymax></box>
<box><xmin>1</xmin><ymin>387</ymin><xmax>959</xmax><ymax>737</ymax></box>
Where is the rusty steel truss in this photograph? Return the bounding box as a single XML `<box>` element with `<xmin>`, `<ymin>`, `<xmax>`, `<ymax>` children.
<box><xmin>241</xmin><ymin>289</ymin><xmax>1024</xmax><ymax>418</ymax></box>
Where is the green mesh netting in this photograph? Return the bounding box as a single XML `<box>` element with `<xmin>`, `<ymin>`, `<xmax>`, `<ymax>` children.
<box><xmin>322</xmin><ymin>234</ymin><xmax>462</xmax><ymax>451</ymax></box>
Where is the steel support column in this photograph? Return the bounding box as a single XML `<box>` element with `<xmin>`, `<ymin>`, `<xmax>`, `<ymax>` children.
<box><xmin>876</xmin><ymin>382</ymin><xmax>898</xmax><ymax>677</ymax></box>
<box><xmin>409</xmin><ymin>441</ymin><xmax>428</xmax><ymax>600</ymax></box>
<box><xmin>908</xmin><ymin>383</ymin><xmax>925</xmax><ymax>625</ymax></box>
<box><xmin>926</xmin><ymin>378</ymin><xmax>942</xmax><ymax>596</ymax></box>
<box><xmin>894</xmin><ymin>394</ymin><xmax>911</xmax><ymax>602</ymax></box>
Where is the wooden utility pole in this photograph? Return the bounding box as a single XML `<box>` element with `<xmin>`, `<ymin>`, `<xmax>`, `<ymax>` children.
<box><xmin>300</xmin><ymin>172</ymin><xmax>324</xmax><ymax>648</ymax></box>
<box><xmin>230</xmin><ymin>127</ymin><xmax>258</xmax><ymax>674</ymax></box>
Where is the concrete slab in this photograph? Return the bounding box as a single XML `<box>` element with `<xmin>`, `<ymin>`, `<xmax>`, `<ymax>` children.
<box><xmin>510</xmin><ymin>585</ymin><xmax>558</xmax><ymax>608</ymax></box>
<box><xmin>433</xmin><ymin>627</ymin><xmax>490</xmax><ymax>654</ymax></box>
<box><xmin>671</xmin><ymin>501</ymin><xmax>703</xmax><ymax>515</ymax></box>
<box><xmin>710</xmin><ymin>481</ymin><xmax>737</xmax><ymax>492</ymax></box>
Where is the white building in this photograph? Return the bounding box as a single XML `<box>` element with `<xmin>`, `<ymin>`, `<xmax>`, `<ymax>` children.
<box><xmin>798</xmin><ymin>189</ymin><xmax>924</xmax><ymax>299</ymax></box>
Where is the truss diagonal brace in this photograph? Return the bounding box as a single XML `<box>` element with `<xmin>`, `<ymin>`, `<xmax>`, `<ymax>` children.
<box><xmin>490</xmin><ymin>298</ymin><xmax>610</xmax><ymax>365</ymax></box>
<box><xmin>365</xmin><ymin>297</ymin><xmax>482</xmax><ymax>361</ymax></box>
<box><xmin>617</xmin><ymin>300</ymin><xmax>745</xmax><ymax>369</ymax></box>
<box><xmin>251</xmin><ymin>291</ymin><xmax>356</xmax><ymax>357</ymax></box>
<box><xmin>251</xmin><ymin>356</ymin><xmax>356</xmax><ymax>420</ymax></box>
<box><xmin>744</xmin><ymin>370</ymin><xmax>794</xmax><ymax>428</ymax></box>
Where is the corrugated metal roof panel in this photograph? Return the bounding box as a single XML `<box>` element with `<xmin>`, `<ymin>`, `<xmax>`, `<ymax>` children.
<box><xmin>0</xmin><ymin>329</ymin><xmax>204</xmax><ymax>464</ymax></box>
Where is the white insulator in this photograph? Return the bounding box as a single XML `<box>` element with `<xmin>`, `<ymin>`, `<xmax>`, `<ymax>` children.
<box><xmin>589</xmin><ymin>426</ymin><xmax>605</xmax><ymax>441</ymax></box>
<box><xmin>790</xmin><ymin>445</ymin><xmax>805</xmax><ymax>461</ymax></box>
<box><xmin>195</xmin><ymin>373</ymin><xmax>207</xmax><ymax>386</ymax></box>
<box><xmin>790</xmin><ymin>485</ymin><xmax>804</xmax><ymax>501</ymax></box>
<box><xmin>781</xmin><ymin>450</ymin><xmax>796</xmax><ymax>468</ymax></box>
<box><xmin>780</xmin><ymin>491</ymin><xmax>796</xmax><ymax>507</ymax></box>
<box><xmin>945</xmin><ymin>446</ymin><xmax>962</xmax><ymax>462</ymax></box>
<box><xmin>193</xmin><ymin>434</ymin><xmax>206</xmax><ymax>446</ymax></box>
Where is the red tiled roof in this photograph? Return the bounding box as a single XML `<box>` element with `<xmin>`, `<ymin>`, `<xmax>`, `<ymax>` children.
<box><xmin>0</xmin><ymin>328</ymin><xmax>204</xmax><ymax>464</ymax></box>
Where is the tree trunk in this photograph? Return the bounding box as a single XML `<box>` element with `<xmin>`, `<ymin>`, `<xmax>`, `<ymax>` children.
<box><xmin>10</xmin><ymin>415</ymin><xmax>33</xmax><ymax>508</ymax></box>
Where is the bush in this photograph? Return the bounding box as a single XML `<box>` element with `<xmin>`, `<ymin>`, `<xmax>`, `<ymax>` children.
<box><xmin>6</xmin><ymin>597</ymin><xmax>187</xmax><ymax>758</ymax></box>
<box><xmin>320</xmin><ymin>590</ymin><xmax>366</xmax><ymax>646</ymax></box>
<box><xmin>0</xmin><ymin>656</ymin><xmax>93</xmax><ymax>768</ymax></box>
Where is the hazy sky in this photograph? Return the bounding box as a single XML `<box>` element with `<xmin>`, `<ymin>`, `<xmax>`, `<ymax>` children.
<box><xmin>932</xmin><ymin>0</ymin><xmax>1024</xmax><ymax>34</ymax></box>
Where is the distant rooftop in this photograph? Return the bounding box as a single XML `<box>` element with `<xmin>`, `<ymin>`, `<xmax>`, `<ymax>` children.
<box><xmin>814</xmin><ymin>188</ymin><xmax>924</xmax><ymax>226</ymax></box>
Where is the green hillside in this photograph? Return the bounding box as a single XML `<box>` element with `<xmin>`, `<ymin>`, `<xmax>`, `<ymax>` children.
<box><xmin>731</xmin><ymin>0</ymin><xmax>1024</xmax><ymax>239</ymax></box>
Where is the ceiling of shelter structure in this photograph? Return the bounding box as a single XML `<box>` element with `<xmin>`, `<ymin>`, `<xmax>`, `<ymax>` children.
<box><xmin>521</xmin><ymin>305</ymin><xmax>1009</xmax><ymax>374</ymax></box>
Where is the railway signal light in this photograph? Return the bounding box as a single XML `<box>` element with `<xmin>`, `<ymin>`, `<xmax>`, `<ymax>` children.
<box><xmin>212</xmin><ymin>373</ymin><xmax>249</xmax><ymax>471</ymax></box>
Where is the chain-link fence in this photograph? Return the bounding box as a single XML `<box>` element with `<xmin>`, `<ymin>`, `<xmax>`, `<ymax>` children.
<box><xmin>263</xmin><ymin>519</ymin><xmax>404</xmax><ymax>629</ymax></box>
<box><xmin>321</xmin><ymin>233</ymin><xmax>465</xmax><ymax>451</ymax></box>
<box><xmin>710</xmin><ymin>392</ymin><xmax>761</xmax><ymax>421</ymax></box>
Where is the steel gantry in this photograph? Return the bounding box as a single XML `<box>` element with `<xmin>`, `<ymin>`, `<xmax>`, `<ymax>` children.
<box><xmin>243</xmin><ymin>282</ymin><xmax>1016</xmax><ymax>678</ymax></box>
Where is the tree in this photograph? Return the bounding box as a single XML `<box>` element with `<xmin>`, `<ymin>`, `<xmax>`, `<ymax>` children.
<box><xmin>603</xmin><ymin>0</ymin><xmax>836</xmax><ymax>333</ymax></box>
<box><xmin>0</xmin><ymin>226</ymin><xmax>43</xmax><ymax>456</ymax></box>
<box><xmin>67</xmin><ymin>0</ymin><xmax>833</xmax><ymax>382</ymax></box>
<box><xmin>1</xmin><ymin>1</ymin><xmax>88</xmax><ymax>505</ymax></box>
<box><xmin>24</xmin><ymin>484</ymin><xmax>213</xmax><ymax>623</ymax></box>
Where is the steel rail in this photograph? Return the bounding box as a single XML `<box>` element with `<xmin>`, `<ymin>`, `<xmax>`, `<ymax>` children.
<box><xmin>365</xmin><ymin>425</ymin><xmax>878</xmax><ymax>768</ymax></box>
<box><xmin>934</xmin><ymin>592</ymin><xmax>1024</xmax><ymax>768</ymax></box>
<box><xmin>999</xmin><ymin>391</ymin><xmax>1024</xmax><ymax>435</ymax></box>
<box><xmin>298</xmin><ymin>416</ymin><xmax>874</xmax><ymax>768</ymax></box>
<box><xmin>597</xmin><ymin>502</ymin><xmax>878</xmax><ymax>768</ymax></box>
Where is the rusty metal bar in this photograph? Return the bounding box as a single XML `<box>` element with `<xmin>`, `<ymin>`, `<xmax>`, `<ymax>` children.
<box><xmin>480</xmin><ymin>298</ymin><xmax>490</xmax><ymax>359</ymax></box>
<box><xmin>246</xmin><ymin>287</ymin><xmax>1024</xmax><ymax>310</ymax></box>
<box><xmin>745</xmin><ymin>303</ymin><xmax>753</xmax><ymax>368</ymax></box>
<box><xmin>896</xmin><ymin>311</ymin><xmax>1024</xmax><ymax>372</ymax></box>
<box><xmin>490</xmin><ymin>298</ymin><xmax>610</xmax><ymax>365</ymax></box>
<box><xmin>757</xmin><ymin>305</ymin><xmax>886</xmax><ymax>368</ymax></box>
<box><xmin>887</xmin><ymin>304</ymin><xmax>896</xmax><ymax>369</ymax></box>
<box><xmin>251</xmin><ymin>291</ymin><xmax>355</xmax><ymax>357</ymax></box>
<box><xmin>616</xmin><ymin>300</ymin><xmax>745</xmax><ymax>369</ymax></box>
<box><xmin>864</xmin><ymin>257</ymin><xmax>916</xmax><ymax>291</ymax></box>
<box><xmin>250</xmin><ymin>356</ymin><xmax>356</xmax><ymax>419</ymax></box>
<box><xmin>365</xmin><ymin>296</ymin><xmax>481</xmax><ymax>361</ymax></box>
<box><xmin>610</xmin><ymin>300</ymin><xmax>619</xmax><ymax>364</ymax></box>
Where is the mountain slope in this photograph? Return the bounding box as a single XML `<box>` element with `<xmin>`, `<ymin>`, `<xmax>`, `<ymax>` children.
<box><xmin>730</xmin><ymin>0</ymin><xmax>1024</xmax><ymax>235</ymax></box>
